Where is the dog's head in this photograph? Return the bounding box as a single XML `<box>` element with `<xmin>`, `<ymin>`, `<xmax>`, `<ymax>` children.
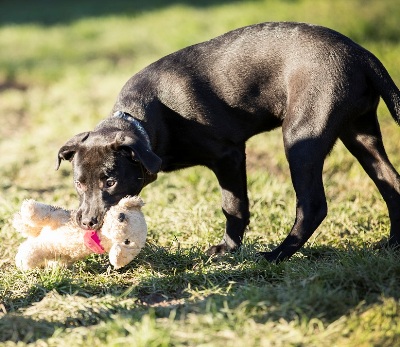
<box><xmin>56</xmin><ymin>127</ymin><xmax>161</xmax><ymax>230</ymax></box>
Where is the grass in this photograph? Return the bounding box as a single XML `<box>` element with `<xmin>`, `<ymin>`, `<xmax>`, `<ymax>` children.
<box><xmin>1</xmin><ymin>0</ymin><xmax>400</xmax><ymax>345</ymax></box>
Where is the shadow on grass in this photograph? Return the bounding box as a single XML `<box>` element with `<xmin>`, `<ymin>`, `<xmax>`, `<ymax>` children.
<box><xmin>0</xmin><ymin>0</ymin><xmax>260</xmax><ymax>26</ymax></box>
<box><xmin>2</xmin><ymin>0</ymin><xmax>399</xmax><ymax>44</ymax></box>
<box><xmin>0</xmin><ymin>315</ymin><xmax>58</xmax><ymax>343</ymax></box>
<box><xmin>2</xmin><ymin>243</ymin><xmax>400</xmax><ymax>343</ymax></box>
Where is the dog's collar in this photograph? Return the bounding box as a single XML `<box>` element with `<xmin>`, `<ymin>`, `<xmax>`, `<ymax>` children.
<box><xmin>112</xmin><ymin>111</ymin><xmax>151</xmax><ymax>146</ymax></box>
<box><xmin>112</xmin><ymin>111</ymin><xmax>156</xmax><ymax>191</ymax></box>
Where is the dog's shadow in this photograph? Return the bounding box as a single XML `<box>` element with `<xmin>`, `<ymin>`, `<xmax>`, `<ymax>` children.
<box><xmin>1</xmin><ymin>0</ymin><xmax>236</xmax><ymax>26</ymax></box>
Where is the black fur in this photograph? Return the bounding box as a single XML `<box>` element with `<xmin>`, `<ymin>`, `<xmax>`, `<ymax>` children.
<box><xmin>57</xmin><ymin>22</ymin><xmax>400</xmax><ymax>262</ymax></box>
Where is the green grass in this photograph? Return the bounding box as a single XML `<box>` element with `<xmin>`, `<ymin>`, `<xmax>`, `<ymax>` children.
<box><xmin>1</xmin><ymin>0</ymin><xmax>400</xmax><ymax>345</ymax></box>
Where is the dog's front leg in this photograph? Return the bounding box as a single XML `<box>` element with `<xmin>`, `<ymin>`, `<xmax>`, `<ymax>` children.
<box><xmin>207</xmin><ymin>144</ymin><xmax>250</xmax><ymax>255</ymax></box>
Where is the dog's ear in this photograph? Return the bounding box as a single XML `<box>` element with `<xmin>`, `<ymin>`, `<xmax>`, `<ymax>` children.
<box><xmin>112</xmin><ymin>132</ymin><xmax>162</xmax><ymax>174</ymax></box>
<box><xmin>56</xmin><ymin>132</ymin><xmax>90</xmax><ymax>170</ymax></box>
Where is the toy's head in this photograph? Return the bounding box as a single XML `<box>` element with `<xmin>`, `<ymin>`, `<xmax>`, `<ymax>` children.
<box><xmin>100</xmin><ymin>196</ymin><xmax>147</xmax><ymax>269</ymax></box>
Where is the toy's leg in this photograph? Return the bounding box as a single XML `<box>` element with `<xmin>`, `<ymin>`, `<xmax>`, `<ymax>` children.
<box><xmin>46</xmin><ymin>260</ymin><xmax>68</xmax><ymax>269</ymax></box>
<box><xmin>15</xmin><ymin>239</ymin><xmax>71</xmax><ymax>270</ymax></box>
<box><xmin>13</xmin><ymin>211</ymin><xmax>43</xmax><ymax>237</ymax></box>
<box><xmin>15</xmin><ymin>240</ymin><xmax>46</xmax><ymax>270</ymax></box>
<box><xmin>20</xmin><ymin>199</ymin><xmax>71</xmax><ymax>229</ymax></box>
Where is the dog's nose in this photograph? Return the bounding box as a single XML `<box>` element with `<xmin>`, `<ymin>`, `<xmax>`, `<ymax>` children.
<box><xmin>81</xmin><ymin>216</ymin><xmax>99</xmax><ymax>230</ymax></box>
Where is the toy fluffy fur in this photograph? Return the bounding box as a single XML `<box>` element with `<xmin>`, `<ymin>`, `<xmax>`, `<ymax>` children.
<box><xmin>13</xmin><ymin>196</ymin><xmax>147</xmax><ymax>270</ymax></box>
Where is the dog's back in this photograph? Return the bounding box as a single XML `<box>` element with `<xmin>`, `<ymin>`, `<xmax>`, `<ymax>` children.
<box><xmin>116</xmin><ymin>22</ymin><xmax>398</xmax><ymax>141</ymax></box>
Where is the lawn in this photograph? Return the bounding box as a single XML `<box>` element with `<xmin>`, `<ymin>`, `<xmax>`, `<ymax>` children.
<box><xmin>1</xmin><ymin>0</ymin><xmax>400</xmax><ymax>345</ymax></box>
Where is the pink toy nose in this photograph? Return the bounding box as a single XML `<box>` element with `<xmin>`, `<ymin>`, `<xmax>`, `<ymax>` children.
<box><xmin>83</xmin><ymin>230</ymin><xmax>105</xmax><ymax>254</ymax></box>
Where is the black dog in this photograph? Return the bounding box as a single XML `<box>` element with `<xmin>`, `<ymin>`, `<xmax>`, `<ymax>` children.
<box><xmin>56</xmin><ymin>22</ymin><xmax>400</xmax><ymax>262</ymax></box>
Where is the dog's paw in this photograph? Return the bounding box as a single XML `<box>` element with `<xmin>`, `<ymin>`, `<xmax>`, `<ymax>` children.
<box><xmin>257</xmin><ymin>251</ymin><xmax>284</xmax><ymax>264</ymax></box>
<box><xmin>374</xmin><ymin>239</ymin><xmax>400</xmax><ymax>251</ymax></box>
<box><xmin>206</xmin><ymin>242</ymin><xmax>238</xmax><ymax>256</ymax></box>
<box><xmin>206</xmin><ymin>244</ymin><xmax>227</xmax><ymax>256</ymax></box>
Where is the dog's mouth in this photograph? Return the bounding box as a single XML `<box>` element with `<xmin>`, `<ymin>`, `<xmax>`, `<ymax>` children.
<box><xmin>74</xmin><ymin>206</ymin><xmax>108</xmax><ymax>230</ymax></box>
<box><xmin>96</xmin><ymin>209</ymin><xmax>107</xmax><ymax>229</ymax></box>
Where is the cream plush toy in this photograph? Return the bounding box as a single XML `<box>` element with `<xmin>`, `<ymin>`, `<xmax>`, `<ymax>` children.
<box><xmin>13</xmin><ymin>196</ymin><xmax>147</xmax><ymax>270</ymax></box>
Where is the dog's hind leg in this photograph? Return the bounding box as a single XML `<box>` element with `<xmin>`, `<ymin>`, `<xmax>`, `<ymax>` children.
<box><xmin>340</xmin><ymin>110</ymin><xmax>400</xmax><ymax>247</ymax></box>
<box><xmin>207</xmin><ymin>143</ymin><xmax>250</xmax><ymax>255</ymax></box>
<box><xmin>259</xmin><ymin>93</ymin><xmax>347</xmax><ymax>262</ymax></box>
<box><xmin>260</xmin><ymin>133</ymin><xmax>331</xmax><ymax>262</ymax></box>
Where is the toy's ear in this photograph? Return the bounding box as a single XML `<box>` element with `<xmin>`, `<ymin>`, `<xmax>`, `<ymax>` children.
<box><xmin>111</xmin><ymin>132</ymin><xmax>161</xmax><ymax>174</ymax></box>
<box><xmin>56</xmin><ymin>132</ymin><xmax>90</xmax><ymax>170</ymax></box>
<box><xmin>118</xmin><ymin>196</ymin><xmax>145</xmax><ymax>210</ymax></box>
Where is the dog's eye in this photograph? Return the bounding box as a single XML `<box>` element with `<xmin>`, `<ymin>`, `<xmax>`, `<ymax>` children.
<box><xmin>106</xmin><ymin>178</ymin><xmax>116</xmax><ymax>188</ymax></box>
<box><xmin>124</xmin><ymin>239</ymin><xmax>130</xmax><ymax>245</ymax></box>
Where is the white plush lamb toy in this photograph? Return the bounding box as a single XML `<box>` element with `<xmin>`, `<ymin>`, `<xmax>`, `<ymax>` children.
<box><xmin>13</xmin><ymin>196</ymin><xmax>147</xmax><ymax>270</ymax></box>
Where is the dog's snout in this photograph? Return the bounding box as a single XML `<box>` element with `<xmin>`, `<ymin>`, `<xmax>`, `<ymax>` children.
<box><xmin>76</xmin><ymin>210</ymin><xmax>101</xmax><ymax>230</ymax></box>
<box><xmin>81</xmin><ymin>216</ymin><xmax>99</xmax><ymax>230</ymax></box>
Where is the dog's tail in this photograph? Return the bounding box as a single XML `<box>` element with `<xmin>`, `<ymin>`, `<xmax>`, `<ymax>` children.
<box><xmin>364</xmin><ymin>51</ymin><xmax>400</xmax><ymax>125</ymax></box>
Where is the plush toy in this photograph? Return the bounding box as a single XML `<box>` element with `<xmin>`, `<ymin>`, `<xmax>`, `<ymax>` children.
<box><xmin>13</xmin><ymin>196</ymin><xmax>147</xmax><ymax>270</ymax></box>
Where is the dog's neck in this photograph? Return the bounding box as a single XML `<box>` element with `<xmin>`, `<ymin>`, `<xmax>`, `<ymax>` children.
<box><xmin>111</xmin><ymin>111</ymin><xmax>151</xmax><ymax>146</ymax></box>
<box><xmin>110</xmin><ymin>111</ymin><xmax>158</xmax><ymax>187</ymax></box>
